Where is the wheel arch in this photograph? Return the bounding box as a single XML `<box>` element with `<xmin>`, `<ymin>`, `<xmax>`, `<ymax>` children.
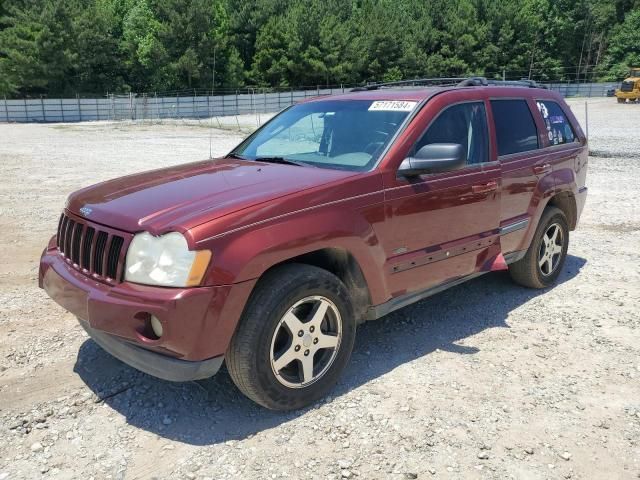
<box><xmin>515</xmin><ymin>188</ymin><xmax>577</xmax><ymax>256</ymax></box>
<box><xmin>547</xmin><ymin>190</ymin><xmax>578</xmax><ymax>230</ymax></box>
<box><xmin>257</xmin><ymin>247</ymin><xmax>373</xmax><ymax>324</ymax></box>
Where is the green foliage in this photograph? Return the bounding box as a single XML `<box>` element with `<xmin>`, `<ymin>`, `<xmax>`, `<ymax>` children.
<box><xmin>0</xmin><ymin>0</ymin><xmax>638</xmax><ymax>96</ymax></box>
<box><xmin>598</xmin><ymin>8</ymin><xmax>640</xmax><ymax>80</ymax></box>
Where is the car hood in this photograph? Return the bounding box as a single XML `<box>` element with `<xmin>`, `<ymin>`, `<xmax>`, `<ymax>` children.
<box><xmin>66</xmin><ymin>158</ymin><xmax>357</xmax><ymax>234</ymax></box>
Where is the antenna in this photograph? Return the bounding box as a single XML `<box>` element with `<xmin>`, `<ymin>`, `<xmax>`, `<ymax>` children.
<box><xmin>209</xmin><ymin>89</ymin><xmax>213</xmax><ymax>159</ymax></box>
<box><xmin>209</xmin><ymin>46</ymin><xmax>216</xmax><ymax>159</ymax></box>
<box><xmin>584</xmin><ymin>100</ymin><xmax>589</xmax><ymax>141</ymax></box>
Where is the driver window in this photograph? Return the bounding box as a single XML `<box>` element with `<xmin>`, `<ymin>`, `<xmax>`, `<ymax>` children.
<box><xmin>414</xmin><ymin>102</ymin><xmax>489</xmax><ymax>165</ymax></box>
<box><xmin>257</xmin><ymin>113</ymin><xmax>325</xmax><ymax>157</ymax></box>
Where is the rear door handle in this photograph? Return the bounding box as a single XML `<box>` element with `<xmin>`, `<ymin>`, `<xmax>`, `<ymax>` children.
<box><xmin>533</xmin><ymin>163</ymin><xmax>552</xmax><ymax>175</ymax></box>
<box><xmin>472</xmin><ymin>181</ymin><xmax>498</xmax><ymax>194</ymax></box>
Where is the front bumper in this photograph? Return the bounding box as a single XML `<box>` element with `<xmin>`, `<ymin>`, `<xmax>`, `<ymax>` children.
<box><xmin>78</xmin><ymin>320</ymin><xmax>223</xmax><ymax>381</ymax></box>
<box><xmin>39</xmin><ymin>238</ymin><xmax>255</xmax><ymax>379</ymax></box>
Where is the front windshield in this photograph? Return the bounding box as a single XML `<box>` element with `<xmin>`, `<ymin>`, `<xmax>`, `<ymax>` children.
<box><xmin>232</xmin><ymin>99</ymin><xmax>417</xmax><ymax>171</ymax></box>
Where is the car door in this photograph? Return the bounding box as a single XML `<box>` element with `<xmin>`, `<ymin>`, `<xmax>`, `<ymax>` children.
<box><xmin>533</xmin><ymin>98</ymin><xmax>586</xmax><ymax>197</ymax></box>
<box><xmin>383</xmin><ymin>97</ymin><xmax>502</xmax><ymax>297</ymax></box>
<box><xmin>491</xmin><ymin>98</ymin><xmax>551</xmax><ymax>255</ymax></box>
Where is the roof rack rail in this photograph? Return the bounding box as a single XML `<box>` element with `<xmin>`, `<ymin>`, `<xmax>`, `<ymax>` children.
<box><xmin>349</xmin><ymin>76</ymin><xmax>547</xmax><ymax>92</ymax></box>
<box><xmin>350</xmin><ymin>77</ymin><xmax>466</xmax><ymax>92</ymax></box>
<box><xmin>457</xmin><ymin>76</ymin><xmax>547</xmax><ymax>89</ymax></box>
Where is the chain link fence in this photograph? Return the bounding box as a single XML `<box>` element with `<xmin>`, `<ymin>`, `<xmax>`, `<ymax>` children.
<box><xmin>0</xmin><ymin>82</ymin><xmax>619</xmax><ymax>124</ymax></box>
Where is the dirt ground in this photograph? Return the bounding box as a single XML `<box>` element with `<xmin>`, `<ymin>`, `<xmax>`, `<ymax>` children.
<box><xmin>0</xmin><ymin>99</ymin><xmax>638</xmax><ymax>480</ymax></box>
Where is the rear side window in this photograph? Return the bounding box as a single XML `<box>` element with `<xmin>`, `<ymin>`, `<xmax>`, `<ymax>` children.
<box><xmin>490</xmin><ymin>99</ymin><xmax>539</xmax><ymax>156</ymax></box>
<box><xmin>414</xmin><ymin>102</ymin><xmax>489</xmax><ymax>165</ymax></box>
<box><xmin>536</xmin><ymin>100</ymin><xmax>576</xmax><ymax>145</ymax></box>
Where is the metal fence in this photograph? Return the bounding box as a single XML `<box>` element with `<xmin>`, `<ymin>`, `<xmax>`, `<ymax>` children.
<box><xmin>0</xmin><ymin>87</ymin><xmax>345</xmax><ymax>123</ymax></box>
<box><xmin>544</xmin><ymin>82</ymin><xmax>617</xmax><ymax>97</ymax></box>
<box><xmin>0</xmin><ymin>82</ymin><xmax>619</xmax><ymax>123</ymax></box>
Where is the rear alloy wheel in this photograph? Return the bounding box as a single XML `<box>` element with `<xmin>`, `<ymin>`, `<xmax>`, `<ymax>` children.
<box><xmin>537</xmin><ymin>223</ymin><xmax>564</xmax><ymax>277</ymax></box>
<box><xmin>509</xmin><ymin>206</ymin><xmax>569</xmax><ymax>288</ymax></box>
<box><xmin>226</xmin><ymin>264</ymin><xmax>356</xmax><ymax>410</ymax></box>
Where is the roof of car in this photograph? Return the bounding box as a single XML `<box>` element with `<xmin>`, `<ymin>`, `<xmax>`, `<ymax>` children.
<box><xmin>300</xmin><ymin>85</ymin><xmax>557</xmax><ymax>103</ymax></box>
<box><xmin>301</xmin><ymin>88</ymin><xmax>444</xmax><ymax>103</ymax></box>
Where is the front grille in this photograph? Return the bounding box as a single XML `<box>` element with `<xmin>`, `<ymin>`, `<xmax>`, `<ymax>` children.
<box><xmin>621</xmin><ymin>81</ymin><xmax>635</xmax><ymax>92</ymax></box>
<box><xmin>56</xmin><ymin>212</ymin><xmax>128</xmax><ymax>281</ymax></box>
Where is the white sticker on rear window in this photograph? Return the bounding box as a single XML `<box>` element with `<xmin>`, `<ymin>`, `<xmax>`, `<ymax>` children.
<box><xmin>368</xmin><ymin>101</ymin><xmax>417</xmax><ymax>112</ymax></box>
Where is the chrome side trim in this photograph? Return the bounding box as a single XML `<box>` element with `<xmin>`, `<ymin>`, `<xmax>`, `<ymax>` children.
<box><xmin>500</xmin><ymin>218</ymin><xmax>529</xmax><ymax>236</ymax></box>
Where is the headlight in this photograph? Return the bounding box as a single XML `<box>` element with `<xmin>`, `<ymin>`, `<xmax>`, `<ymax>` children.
<box><xmin>124</xmin><ymin>232</ymin><xmax>211</xmax><ymax>287</ymax></box>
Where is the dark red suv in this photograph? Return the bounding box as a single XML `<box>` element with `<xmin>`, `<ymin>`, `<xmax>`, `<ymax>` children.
<box><xmin>39</xmin><ymin>82</ymin><xmax>587</xmax><ymax>410</ymax></box>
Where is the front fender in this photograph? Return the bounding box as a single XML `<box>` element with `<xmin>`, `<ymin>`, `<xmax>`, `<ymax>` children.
<box><xmin>194</xmin><ymin>199</ymin><xmax>389</xmax><ymax>304</ymax></box>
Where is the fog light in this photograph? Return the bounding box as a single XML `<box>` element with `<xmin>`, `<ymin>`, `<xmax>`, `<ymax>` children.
<box><xmin>150</xmin><ymin>315</ymin><xmax>163</xmax><ymax>338</ymax></box>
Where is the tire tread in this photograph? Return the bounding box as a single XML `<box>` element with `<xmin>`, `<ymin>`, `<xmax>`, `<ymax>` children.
<box><xmin>509</xmin><ymin>206</ymin><xmax>568</xmax><ymax>289</ymax></box>
<box><xmin>226</xmin><ymin>263</ymin><xmax>354</xmax><ymax>410</ymax></box>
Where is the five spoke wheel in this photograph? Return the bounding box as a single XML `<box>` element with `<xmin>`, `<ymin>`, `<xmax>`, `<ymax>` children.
<box><xmin>270</xmin><ymin>296</ymin><xmax>342</xmax><ymax>388</ymax></box>
<box><xmin>538</xmin><ymin>223</ymin><xmax>564</xmax><ymax>276</ymax></box>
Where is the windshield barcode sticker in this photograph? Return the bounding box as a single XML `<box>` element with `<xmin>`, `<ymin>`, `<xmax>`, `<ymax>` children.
<box><xmin>368</xmin><ymin>101</ymin><xmax>417</xmax><ymax>112</ymax></box>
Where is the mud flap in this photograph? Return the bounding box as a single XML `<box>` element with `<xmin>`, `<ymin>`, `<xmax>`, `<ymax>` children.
<box><xmin>480</xmin><ymin>240</ymin><xmax>509</xmax><ymax>272</ymax></box>
<box><xmin>488</xmin><ymin>252</ymin><xmax>508</xmax><ymax>271</ymax></box>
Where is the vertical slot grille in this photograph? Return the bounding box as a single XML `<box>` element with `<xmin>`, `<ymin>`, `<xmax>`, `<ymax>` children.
<box><xmin>81</xmin><ymin>227</ymin><xmax>95</xmax><ymax>269</ymax></box>
<box><xmin>107</xmin><ymin>236</ymin><xmax>124</xmax><ymax>279</ymax></box>
<box><xmin>56</xmin><ymin>213</ymin><xmax>64</xmax><ymax>247</ymax></box>
<box><xmin>64</xmin><ymin>220</ymin><xmax>75</xmax><ymax>255</ymax></box>
<box><xmin>71</xmin><ymin>222</ymin><xmax>83</xmax><ymax>264</ymax></box>
<box><xmin>58</xmin><ymin>216</ymin><xmax>69</xmax><ymax>254</ymax></box>
<box><xmin>55</xmin><ymin>212</ymin><xmax>126</xmax><ymax>282</ymax></box>
<box><xmin>94</xmin><ymin>231</ymin><xmax>108</xmax><ymax>276</ymax></box>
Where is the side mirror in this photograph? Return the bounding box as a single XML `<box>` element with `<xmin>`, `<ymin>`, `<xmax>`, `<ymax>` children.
<box><xmin>398</xmin><ymin>143</ymin><xmax>466</xmax><ymax>176</ymax></box>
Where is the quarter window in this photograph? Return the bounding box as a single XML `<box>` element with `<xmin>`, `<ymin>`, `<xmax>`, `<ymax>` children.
<box><xmin>414</xmin><ymin>102</ymin><xmax>489</xmax><ymax>165</ymax></box>
<box><xmin>490</xmin><ymin>99</ymin><xmax>539</xmax><ymax>156</ymax></box>
<box><xmin>536</xmin><ymin>100</ymin><xmax>576</xmax><ymax>145</ymax></box>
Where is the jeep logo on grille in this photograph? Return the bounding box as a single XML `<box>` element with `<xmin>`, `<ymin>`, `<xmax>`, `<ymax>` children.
<box><xmin>79</xmin><ymin>206</ymin><xmax>92</xmax><ymax>217</ymax></box>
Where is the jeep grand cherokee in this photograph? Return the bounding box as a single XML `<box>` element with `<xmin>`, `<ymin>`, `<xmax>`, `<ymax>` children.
<box><xmin>40</xmin><ymin>82</ymin><xmax>587</xmax><ymax>410</ymax></box>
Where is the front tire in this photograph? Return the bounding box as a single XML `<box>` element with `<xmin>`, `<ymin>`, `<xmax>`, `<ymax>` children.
<box><xmin>509</xmin><ymin>207</ymin><xmax>569</xmax><ymax>289</ymax></box>
<box><xmin>226</xmin><ymin>264</ymin><xmax>356</xmax><ymax>410</ymax></box>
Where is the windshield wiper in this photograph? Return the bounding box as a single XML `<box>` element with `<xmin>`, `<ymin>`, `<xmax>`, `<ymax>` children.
<box><xmin>226</xmin><ymin>152</ymin><xmax>249</xmax><ymax>160</ymax></box>
<box><xmin>254</xmin><ymin>156</ymin><xmax>312</xmax><ymax>167</ymax></box>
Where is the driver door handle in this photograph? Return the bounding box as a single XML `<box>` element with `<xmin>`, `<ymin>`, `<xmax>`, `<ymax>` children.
<box><xmin>472</xmin><ymin>181</ymin><xmax>498</xmax><ymax>194</ymax></box>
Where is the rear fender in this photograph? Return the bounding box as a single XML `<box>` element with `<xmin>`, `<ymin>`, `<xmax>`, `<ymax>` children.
<box><xmin>552</xmin><ymin>150</ymin><xmax>587</xmax><ymax>227</ymax></box>
<box><xmin>518</xmin><ymin>172</ymin><xmax>557</xmax><ymax>252</ymax></box>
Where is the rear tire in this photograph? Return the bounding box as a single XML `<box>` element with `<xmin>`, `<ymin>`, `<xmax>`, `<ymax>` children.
<box><xmin>509</xmin><ymin>207</ymin><xmax>569</xmax><ymax>289</ymax></box>
<box><xmin>226</xmin><ymin>264</ymin><xmax>356</xmax><ymax>410</ymax></box>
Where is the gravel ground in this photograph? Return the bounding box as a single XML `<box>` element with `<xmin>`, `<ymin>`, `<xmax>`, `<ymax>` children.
<box><xmin>0</xmin><ymin>99</ymin><xmax>638</xmax><ymax>480</ymax></box>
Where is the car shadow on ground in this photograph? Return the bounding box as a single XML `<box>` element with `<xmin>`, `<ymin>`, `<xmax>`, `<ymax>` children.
<box><xmin>74</xmin><ymin>255</ymin><xmax>586</xmax><ymax>446</ymax></box>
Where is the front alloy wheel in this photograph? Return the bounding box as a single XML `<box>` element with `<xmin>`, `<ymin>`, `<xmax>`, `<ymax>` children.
<box><xmin>226</xmin><ymin>264</ymin><xmax>356</xmax><ymax>410</ymax></box>
<box><xmin>270</xmin><ymin>296</ymin><xmax>342</xmax><ymax>388</ymax></box>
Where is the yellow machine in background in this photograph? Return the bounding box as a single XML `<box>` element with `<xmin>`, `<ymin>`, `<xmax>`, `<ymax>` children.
<box><xmin>616</xmin><ymin>67</ymin><xmax>640</xmax><ymax>103</ymax></box>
